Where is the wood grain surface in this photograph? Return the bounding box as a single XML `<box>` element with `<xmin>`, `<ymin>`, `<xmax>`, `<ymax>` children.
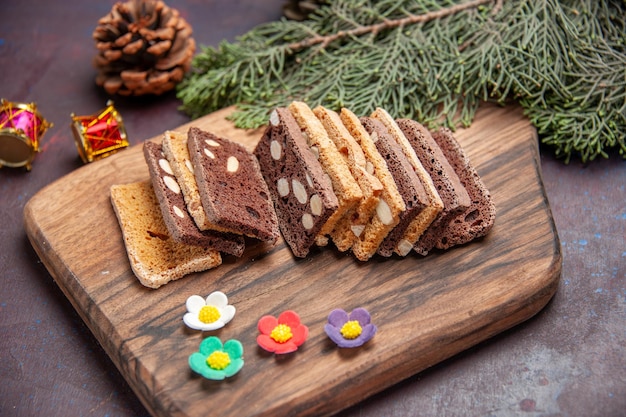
<box><xmin>23</xmin><ymin>104</ymin><xmax>561</xmax><ymax>417</ymax></box>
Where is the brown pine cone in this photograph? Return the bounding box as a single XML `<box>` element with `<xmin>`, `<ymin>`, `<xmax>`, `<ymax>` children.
<box><xmin>92</xmin><ymin>0</ymin><xmax>196</xmax><ymax>96</ymax></box>
<box><xmin>282</xmin><ymin>0</ymin><xmax>328</xmax><ymax>21</ymax></box>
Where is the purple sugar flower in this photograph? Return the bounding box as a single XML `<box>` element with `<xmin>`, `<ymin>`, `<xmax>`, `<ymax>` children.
<box><xmin>324</xmin><ymin>308</ymin><xmax>377</xmax><ymax>348</ymax></box>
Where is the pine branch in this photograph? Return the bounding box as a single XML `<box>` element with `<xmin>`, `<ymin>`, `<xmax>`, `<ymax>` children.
<box><xmin>177</xmin><ymin>0</ymin><xmax>626</xmax><ymax>162</ymax></box>
<box><xmin>286</xmin><ymin>0</ymin><xmax>493</xmax><ymax>51</ymax></box>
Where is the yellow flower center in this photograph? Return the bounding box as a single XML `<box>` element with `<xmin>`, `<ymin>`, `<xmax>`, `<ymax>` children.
<box><xmin>340</xmin><ymin>320</ymin><xmax>362</xmax><ymax>340</ymax></box>
<box><xmin>206</xmin><ymin>351</ymin><xmax>231</xmax><ymax>370</ymax></box>
<box><xmin>198</xmin><ymin>305</ymin><xmax>221</xmax><ymax>324</ymax></box>
<box><xmin>270</xmin><ymin>324</ymin><xmax>293</xmax><ymax>343</ymax></box>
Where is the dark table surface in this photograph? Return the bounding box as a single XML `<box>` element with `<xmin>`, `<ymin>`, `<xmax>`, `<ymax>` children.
<box><xmin>1</xmin><ymin>1</ymin><xmax>624</xmax><ymax>416</ymax></box>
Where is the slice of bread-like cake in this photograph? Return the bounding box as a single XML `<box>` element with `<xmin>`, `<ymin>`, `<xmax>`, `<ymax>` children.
<box><xmin>254</xmin><ymin>108</ymin><xmax>339</xmax><ymax>258</ymax></box>
<box><xmin>371</xmin><ymin>108</ymin><xmax>444</xmax><ymax>255</ymax></box>
<box><xmin>288</xmin><ymin>101</ymin><xmax>363</xmax><ymax>247</ymax></box>
<box><xmin>110</xmin><ymin>181</ymin><xmax>222</xmax><ymax>289</ymax></box>
<box><xmin>143</xmin><ymin>141</ymin><xmax>245</xmax><ymax>257</ymax></box>
<box><xmin>397</xmin><ymin>119</ymin><xmax>471</xmax><ymax>256</ymax></box>
<box><xmin>340</xmin><ymin>108</ymin><xmax>405</xmax><ymax>261</ymax></box>
<box><xmin>187</xmin><ymin>127</ymin><xmax>280</xmax><ymax>244</ymax></box>
<box><xmin>161</xmin><ymin>130</ymin><xmax>233</xmax><ymax>233</ymax></box>
<box><xmin>359</xmin><ymin>117</ymin><xmax>429</xmax><ymax>257</ymax></box>
<box><xmin>431</xmin><ymin>127</ymin><xmax>496</xmax><ymax>249</ymax></box>
<box><xmin>313</xmin><ymin>105</ymin><xmax>383</xmax><ymax>252</ymax></box>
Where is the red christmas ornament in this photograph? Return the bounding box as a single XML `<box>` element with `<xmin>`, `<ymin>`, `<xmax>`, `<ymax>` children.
<box><xmin>0</xmin><ymin>99</ymin><xmax>52</xmax><ymax>170</ymax></box>
<box><xmin>71</xmin><ymin>100</ymin><xmax>129</xmax><ymax>163</ymax></box>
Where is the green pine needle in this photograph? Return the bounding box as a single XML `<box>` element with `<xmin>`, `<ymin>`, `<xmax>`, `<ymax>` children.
<box><xmin>177</xmin><ymin>0</ymin><xmax>626</xmax><ymax>163</ymax></box>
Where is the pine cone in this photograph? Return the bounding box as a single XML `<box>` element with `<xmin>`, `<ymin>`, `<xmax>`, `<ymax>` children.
<box><xmin>282</xmin><ymin>0</ymin><xmax>327</xmax><ymax>21</ymax></box>
<box><xmin>92</xmin><ymin>0</ymin><xmax>196</xmax><ymax>96</ymax></box>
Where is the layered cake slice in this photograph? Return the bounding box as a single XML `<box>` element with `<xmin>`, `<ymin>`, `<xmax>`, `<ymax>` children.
<box><xmin>161</xmin><ymin>130</ymin><xmax>233</xmax><ymax>233</ymax></box>
<box><xmin>360</xmin><ymin>117</ymin><xmax>429</xmax><ymax>257</ymax></box>
<box><xmin>187</xmin><ymin>127</ymin><xmax>280</xmax><ymax>244</ymax></box>
<box><xmin>110</xmin><ymin>181</ymin><xmax>222</xmax><ymax>289</ymax></box>
<box><xmin>143</xmin><ymin>141</ymin><xmax>245</xmax><ymax>257</ymax></box>
<box><xmin>254</xmin><ymin>108</ymin><xmax>339</xmax><ymax>257</ymax></box>
<box><xmin>397</xmin><ymin>119</ymin><xmax>471</xmax><ymax>256</ymax></box>
<box><xmin>313</xmin><ymin>105</ymin><xmax>383</xmax><ymax>252</ymax></box>
<box><xmin>431</xmin><ymin>127</ymin><xmax>496</xmax><ymax>249</ymax></box>
<box><xmin>340</xmin><ymin>108</ymin><xmax>405</xmax><ymax>261</ymax></box>
<box><xmin>288</xmin><ymin>101</ymin><xmax>363</xmax><ymax>246</ymax></box>
<box><xmin>371</xmin><ymin>108</ymin><xmax>444</xmax><ymax>256</ymax></box>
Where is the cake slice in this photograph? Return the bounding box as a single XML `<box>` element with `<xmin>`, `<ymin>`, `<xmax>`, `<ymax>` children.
<box><xmin>340</xmin><ymin>108</ymin><xmax>405</xmax><ymax>261</ymax></box>
<box><xmin>288</xmin><ymin>101</ymin><xmax>363</xmax><ymax>246</ymax></box>
<box><xmin>359</xmin><ymin>117</ymin><xmax>429</xmax><ymax>257</ymax></box>
<box><xmin>431</xmin><ymin>127</ymin><xmax>496</xmax><ymax>249</ymax></box>
<box><xmin>397</xmin><ymin>119</ymin><xmax>471</xmax><ymax>256</ymax></box>
<box><xmin>254</xmin><ymin>108</ymin><xmax>339</xmax><ymax>257</ymax></box>
<box><xmin>161</xmin><ymin>130</ymin><xmax>234</xmax><ymax>233</ymax></box>
<box><xmin>110</xmin><ymin>181</ymin><xmax>222</xmax><ymax>289</ymax></box>
<box><xmin>187</xmin><ymin>127</ymin><xmax>280</xmax><ymax>244</ymax></box>
<box><xmin>371</xmin><ymin>108</ymin><xmax>444</xmax><ymax>255</ymax></box>
<box><xmin>313</xmin><ymin>105</ymin><xmax>383</xmax><ymax>252</ymax></box>
<box><xmin>143</xmin><ymin>141</ymin><xmax>245</xmax><ymax>257</ymax></box>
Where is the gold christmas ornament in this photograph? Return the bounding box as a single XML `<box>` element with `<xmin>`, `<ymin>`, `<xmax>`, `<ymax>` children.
<box><xmin>92</xmin><ymin>0</ymin><xmax>196</xmax><ymax>96</ymax></box>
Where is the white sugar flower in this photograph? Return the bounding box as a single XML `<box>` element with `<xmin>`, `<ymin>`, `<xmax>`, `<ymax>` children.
<box><xmin>183</xmin><ymin>291</ymin><xmax>236</xmax><ymax>331</ymax></box>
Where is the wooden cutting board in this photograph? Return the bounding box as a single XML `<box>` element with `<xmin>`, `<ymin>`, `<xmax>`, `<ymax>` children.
<box><xmin>24</xmin><ymin>104</ymin><xmax>561</xmax><ymax>417</ymax></box>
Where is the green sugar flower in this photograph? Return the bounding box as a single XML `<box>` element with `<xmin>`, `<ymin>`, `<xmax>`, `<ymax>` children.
<box><xmin>189</xmin><ymin>336</ymin><xmax>244</xmax><ymax>380</ymax></box>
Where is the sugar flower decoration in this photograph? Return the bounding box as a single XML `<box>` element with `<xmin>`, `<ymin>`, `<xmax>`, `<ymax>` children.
<box><xmin>257</xmin><ymin>310</ymin><xmax>309</xmax><ymax>354</ymax></box>
<box><xmin>183</xmin><ymin>291</ymin><xmax>235</xmax><ymax>331</ymax></box>
<box><xmin>189</xmin><ymin>336</ymin><xmax>244</xmax><ymax>380</ymax></box>
<box><xmin>324</xmin><ymin>308</ymin><xmax>377</xmax><ymax>348</ymax></box>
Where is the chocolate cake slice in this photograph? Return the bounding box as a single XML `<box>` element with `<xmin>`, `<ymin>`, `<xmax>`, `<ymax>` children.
<box><xmin>371</xmin><ymin>108</ymin><xmax>444</xmax><ymax>255</ymax></box>
<box><xmin>397</xmin><ymin>119</ymin><xmax>471</xmax><ymax>256</ymax></box>
<box><xmin>254</xmin><ymin>108</ymin><xmax>338</xmax><ymax>257</ymax></box>
<box><xmin>431</xmin><ymin>127</ymin><xmax>496</xmax><ymax>249</ymax></box>
<box><xmin>162</xmin><ymin>130</ymin><xmax>232</xmax><ymax>233</ymax></box>
<box><xmin>288</xmin><ymin>101</ymin><xmax>363</xmax><ymax>246</ymax></box>
<box><xmin>143</xmin><ymin>141</ymin><xmax>245</xmax><ymax>257</ymax></box>
<box><xmin>187</xmin><ymin>127</ymin><xmax>280</xmax><ymax>244</ymax></box>
<box><xmin>360</xmin><ymin>117</ymin><xmax>429</xmax><ymax>257</ymax></box>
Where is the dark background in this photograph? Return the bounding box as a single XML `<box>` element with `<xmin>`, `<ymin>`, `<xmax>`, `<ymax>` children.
<box><xmin>1</xmin><ymin>1</ymin><xmax>624</xmax><ymax>416</ymax></box>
